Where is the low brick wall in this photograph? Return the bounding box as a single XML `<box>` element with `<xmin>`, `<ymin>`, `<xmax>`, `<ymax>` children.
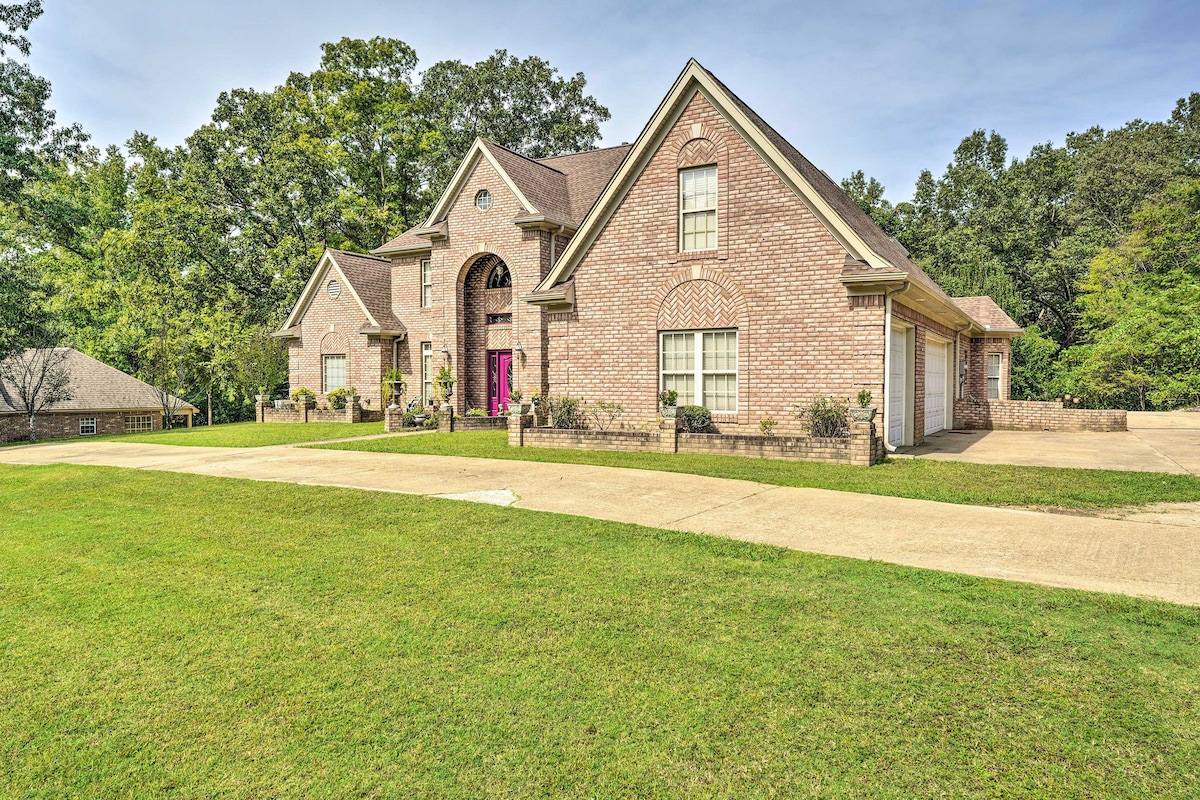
<box><xmin>523</xmin><ymin>426</ymin><xmax>659</xmax><ymax>452</ymax></box>
<box><xmin>455</xmin><ymin>416</ymin><xmax>508</xmax><ymax>432</ymax></box>
<box><xmin>258</xmin><ymin>402</ymin><xmax>364</xmax><ymax>424</ymax></box>
<box><xmin>954</xmin><ymin>400</ymin><xmax>1127</xmax><ymax>432</ymax></box>
<box><xmin>507</xmin><ymin>414</ymin><xmax>883</xmax><ymax>465</ymax></box>
<box><xmin>1</xmin><ymin>410</ymin><xmax>163</xmax><ymax>443</ymax></box>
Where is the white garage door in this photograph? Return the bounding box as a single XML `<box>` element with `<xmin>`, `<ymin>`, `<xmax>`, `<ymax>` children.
<box><xmin>925</xmin><ymin>339</ymin><xmax>948</xmax><ymax>435</ymax></box>
<box><xmin>889</xmin><ymin>330</ymin><xmax>906</xmax><ymax>446</ymax></box>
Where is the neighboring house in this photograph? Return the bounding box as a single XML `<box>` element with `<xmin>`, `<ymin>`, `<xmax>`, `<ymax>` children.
<box><xmin>277</xmin><ymin>60</ymin><xmax>1021</xmax><ymax>447</ymax></box>
<box><xmin>0</xmin><ymin>348</ymin><xmax>197</xmax><ymax>443</ymax></box>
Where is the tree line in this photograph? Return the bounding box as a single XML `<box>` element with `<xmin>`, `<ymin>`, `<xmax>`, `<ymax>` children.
<box><xmin>2</xmin><ymin>0</ymin><xmax>1197</xmax><ymax>419</ymax></box>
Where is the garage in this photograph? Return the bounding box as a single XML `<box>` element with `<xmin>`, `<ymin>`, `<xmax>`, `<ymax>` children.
<box><xmin>888</xmin><ymin>329</ymin><xmax>907</xmax><ymax>446</ymax></box>
<box><xmin>925</xmin><ymin>338</ymin><xmax>948</xmax><ymax>435</ymax></box>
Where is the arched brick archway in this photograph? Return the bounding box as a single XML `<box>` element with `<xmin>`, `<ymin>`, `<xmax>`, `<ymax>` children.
<box><xmin>461</xmin><ymin>252</ymin><xmax>514</xmax><ymax>413</ymax></box>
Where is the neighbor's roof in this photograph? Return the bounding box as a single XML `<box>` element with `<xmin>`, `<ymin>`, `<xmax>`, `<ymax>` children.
<box><xmin>374</xmin><ymin>140</ymin><xmax>632</xmax><ymax>254</ymax></box>
<box><xmin>949</xmin><ymin>297</ymin><xmax>1022</xmax><ymax>333</ymax></box>
<box><xmin>0</xmin><ymin>348</ymin><xmax>197</xmax><ymax>414</ymax></box>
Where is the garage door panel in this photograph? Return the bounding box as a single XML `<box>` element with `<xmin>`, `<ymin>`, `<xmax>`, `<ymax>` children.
<box><xmin>889</xmin><ymin>332</ymin><xmax>906</xmax><ymax>446</ymax></box>
<box><xmin>925</xmin><ymin>339</ymin><xmax>947</xmax><ymax>435</ymax></box>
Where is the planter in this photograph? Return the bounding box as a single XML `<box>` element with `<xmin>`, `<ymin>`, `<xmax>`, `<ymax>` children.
<box><xmin>255</xmin><ymin>394</ymin><xmax>270</xmax><ymax>403</ymax></box>
<box><xmin>660</xmin><ymin>406</ymin><xmax>678</xmax><ymax>419</ymax></box>
<box><xmin>511</xmin><ymin>401</ymin><xmax>532</xmax><ymax>415</ymax></box>
<box><xmin>850</xmin><ymin>407</ymin><xmax>877</xmax><ymax>423</ymax></box>
<box><xmin>297</xmin><ymin>398</ymin><xmax>316</xmax><ymax>409</ymax></box>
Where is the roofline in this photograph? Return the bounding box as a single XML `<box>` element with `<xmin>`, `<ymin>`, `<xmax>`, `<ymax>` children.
<box><xmin>535</xmin><ymin>142</ymin><xmax>635</xmax><ymax>163</ymax></box>
<box><xmin>373</xmin><ymin>241</ymin><xmax>433</xmax><ymax>257</ymax></box>
<box><xmin>279</xmin><ymin>250</ymin><xmax>382</xmax><ymax>332</ymax></box>
<box><xmin>422</xmin><ymin>139</ymin><xmax>542</xmax><ymax>226</ymax></box>
<box><xmin>484</xmin><ymin>138</ymin><xmax>566</xmax><ymax>175</ymax></box>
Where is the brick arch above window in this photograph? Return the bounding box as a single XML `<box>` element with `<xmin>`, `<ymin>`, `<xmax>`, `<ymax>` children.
<box><xmin>671</xmin><ymin>123</ymin><xmax>730</xmax><ymax>260</ymax></box>
<box><xmin>320</xmin><ymin>331</ymin><xmax>349</xmax><ymax>354</ymax></box>
<box><xmin>654</xmin><ymin>268</ymin><xmax>747</xmax><ymax>330</ymax></box>
<box><xmin>677</xmin><ymin>137</ymin><xmax>718</xmax><ymax>169</ymax></box>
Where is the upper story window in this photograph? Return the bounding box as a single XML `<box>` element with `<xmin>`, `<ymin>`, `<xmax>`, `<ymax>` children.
<box><xmin>475</xmin><ymin>189</ymin><xmax>492</xmax><ymax>212</ymax></box>
<box><xmin>420</xmin><ymin>258</ymin><xmax>432</xmax><ymax>307</ymax></box>
<box><xmin>987</xmin><ymin>353</ymin><xmax>1002</xmax><ymax>400</ymax></box>
<box><xmin>487</xmin><ymin>262</ymin><xmax>511</xmax><ymax>289</ymax></box>
<box><xmin>680</xmin><ymin>166</ymin><xmax>717</xmax><ymax>251</ymax></box>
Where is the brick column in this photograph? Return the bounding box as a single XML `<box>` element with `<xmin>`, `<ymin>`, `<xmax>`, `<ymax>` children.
<box><xmin>385</xmin><ymin>406</ymin><xmax>404</xmax><ymax>433</ymax></box>
<box><xmin>256</xmin><ymin>401</ymin><xmax>268</xmax><ymax>423</ymax></box>
<box><xmin>439</xmin><ymin>406</ymin><xmax>455</xmax><ymax>433</ymax></box>
<box><xmin>658</xmin><ymin>418</ymin><xmax>680</xmax><ymax>454</ymax></box>
<box><xmin>346</xmin><ymin>401</ymin><xmax>361</xmax><ymax>424</ymax></box>
<box><xmin>850</xmin><ymin>418</ymin><xmax>880</xmax><ymax>465</ymax></box>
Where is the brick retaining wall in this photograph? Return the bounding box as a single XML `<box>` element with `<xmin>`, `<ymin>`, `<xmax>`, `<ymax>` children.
<box><xmin>257</xmin><ymin>402</ymin><xmax>364</xmax><ymax>424</ymax></box>
<box><xmin>953</xmin><ymin>400</ymin><xmax>1126</xmax><ymax>432</ymax></box>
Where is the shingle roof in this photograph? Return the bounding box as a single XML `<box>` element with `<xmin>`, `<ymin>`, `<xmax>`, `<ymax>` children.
<box><xmin>375</xmin><ymin>141</ymin><xmax>631</xmax><ymax>254</ymax></box>
<box><xmin>949</xmin><ymin>296</ymin><xmax>1022</xmax><ymax>332</ymax></box>
<box><xmin>0</xmin><ymin>348</ymin><xmax>197</xmax><ymax>414</ymax></box>
<box><xmin>327</xmin><ymin>249</ymin><xmax>405</xmax><ymax>332</ymax></box>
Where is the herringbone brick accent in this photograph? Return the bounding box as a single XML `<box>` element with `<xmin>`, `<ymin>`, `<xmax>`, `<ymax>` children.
<box><xmin>657</xmin><ymin>279</ymin><xmax>741</xmax><ymax>329</ymax></box>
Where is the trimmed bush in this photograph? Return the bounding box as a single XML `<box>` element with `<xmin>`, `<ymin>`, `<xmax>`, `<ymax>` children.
<box><xmin>327</xmin><ymin>388</ymin><xmax>350</xmax><ymax>410</ymax></box>
<box><xmin>679</xmin><ymin>405</ymin><xmax>712</xmax><ymax>433</ymax></box>
<box><xmin>548</xmin><ymin>396</ymin><xmax>583</xmax><ymax>429</ymax></box>
<box><xmin>794</xmin><ymin>396</ymin><xmax>850</xmax><ymax>438</ymax></box>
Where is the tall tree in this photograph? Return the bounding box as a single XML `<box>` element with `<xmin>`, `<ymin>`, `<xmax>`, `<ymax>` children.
<box><xmin>0</xmin><ymin>346</ymin><xmax>72</xmax><ymax>440</ymax></box>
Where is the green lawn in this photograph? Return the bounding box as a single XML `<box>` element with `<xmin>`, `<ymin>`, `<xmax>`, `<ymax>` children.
<box><xmin>1</xmin><ymin>464</ymin><xmax>1197</xmax><ymax>798</ymax></box>
<box><xmin>313</xmin><ymin>430</ymin><xmax>1200</xmax><ymax>511</ymax></box>
<box><xmin>91</xmin><ymin>420</ymin><xmax>387</xmax><ymax>447</ymax></box>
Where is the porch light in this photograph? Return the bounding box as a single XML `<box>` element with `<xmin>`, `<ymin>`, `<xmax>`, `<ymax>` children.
<box><xmin>513</xmin><ymin>340</ymin><xmax>525</xmax><ymax>355</ymax></box>
<box><xmin>439</xmin><ymin>343</ymin><xmax>451</xmax><ymax>357</ymax></box>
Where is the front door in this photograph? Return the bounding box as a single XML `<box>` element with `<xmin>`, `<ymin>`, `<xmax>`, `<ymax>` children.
<box><xmin>488</xmin><ymin>350</ymin><xmax>513</xmax><ymax>416</ymax></box>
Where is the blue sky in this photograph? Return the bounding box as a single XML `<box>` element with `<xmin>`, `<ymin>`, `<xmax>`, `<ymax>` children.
<box><xmin>30</xmin><ymin>0</ymin><xmax>1200</xmax><ymax>200</ymax></box>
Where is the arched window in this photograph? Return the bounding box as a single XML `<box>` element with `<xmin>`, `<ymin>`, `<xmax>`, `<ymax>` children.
<box><xmin>487</xmin><ymin>262</ymin><xmax>511</xmax><ymax>289</ymax></box>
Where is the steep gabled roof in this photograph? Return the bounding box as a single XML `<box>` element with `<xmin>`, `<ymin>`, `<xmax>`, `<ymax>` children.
<box><xmin>950</xmin><ymin>297</ymin><xmax>1022</xmax><ymax>333</ymax></box>
<box><xmin>374</xmin><ymin>139</ymin><xmax>632</xmax><ymax>256</ymax></box>
<box><xmin>277</xmin><ymin>249</ymin><xmax>405</xmax><ymax>336</ymax></box>
<box><xmin>0</xmin><ymin>348</ymin><xmax>197</xmax><ymax>414</ymax></box>
<box><xmin>530</xmin><ymin>59</ymin><xmax>1001</xmax><ymax>332</ymax></box>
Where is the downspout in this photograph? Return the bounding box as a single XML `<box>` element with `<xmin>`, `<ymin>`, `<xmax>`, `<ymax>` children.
<box><xmin>881</xmin><ymin>281</ymin><xmax>911</xmax><ymax>453</ymax></box>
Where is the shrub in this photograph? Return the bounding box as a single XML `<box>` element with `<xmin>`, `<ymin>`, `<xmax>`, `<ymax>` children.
<box><xmin>759</xmin><ymin>417</ymin><xmax>777</xmax><ymax>436</ymax></box>
<box><xmin>585</xmin><ymin>400</ymin><xmax>624</xmax><ymax>430</ymax></box>
<box><xmin>423</xmin><ymin>410</ymin><xmax>440</xmax><ymax>430</ymax></box>
<box><xmin>548</xmin><ymin>395</ymin><xmax>583</xmax><ymax>429</ymax></box>
<box><xmin>509</xmin><ymin>387</ymin><xmax>523</xmax><ymax>402</ymax></box>
<box><xmin>291</xmin><ymin>387</ymin><xmax>315</xmax><ymax>403</ymax></box>
<box><xmin>382</xmin><ymin>368</ymin><xmax>405</xmax><ymax>406</ymax></box>
<box><xmin>856</xmin><ymin>389</ymin><xmax>872</xmax><ymax>408</ymax></box>
<box><xmin>657</xmin><ymin>389</ymin><xmax>678</xmax><ymax>408</ymax></box>
<box><xmin>679</xmin><ymin>405</ymin><xmax>712</xmax><ymax>433</ymax></box>
<box><xmin>401</xmin><ymin>409</ymin><xmax>420</xmax><ymax>427</ymax></box>
<box><xmin>466</xmin><ymin>407</ymin><xmax>487</xmax><ymax>417</ymax></box>
<box><xmin>327</xmin><ymin>387</ymin><xmax>350</xmax><ymax>410</ymax></box>
<box><xmin>793</xmin><ymin>396</ymin><xmax>850</xmax><ymax>438</ymax></box>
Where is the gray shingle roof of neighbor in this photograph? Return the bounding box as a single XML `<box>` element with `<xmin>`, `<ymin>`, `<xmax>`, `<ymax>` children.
<box><xmin>326</xmin><ymin>249</ymin><xmax>406</xmax><ymax>332</ymax></box>
<box><xmin>0</xmin><ymin>347</ymin><xmax>198</xmax><ymax>414</ymax></box>
<box><xmin>949</xmin><ymin>296</ymin><xmax>1022</xmax><ymax>332</ymax></box>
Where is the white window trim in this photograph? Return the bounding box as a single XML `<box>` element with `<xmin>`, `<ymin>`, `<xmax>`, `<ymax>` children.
<box><xmin>420</xmin><ymin>258</ymin><xmax>432</xmax><ymax>308</ymax></box>
<box><xmin>124</xmin><ymin>414</ymin><xmax>153</xmax><ymax>433</ymax></box>
<box><xmin>322</xmin><ymin>354</ymin><xmax>347</xmax><ymax>394</ymax></box>
<box><xmin>421</xmin><ymin>342</ymin><xmax>433</xmax><ymax>406</ymax></box>
<box><xmin>987</xmin><ymin>353</ymin><xmax>1002</xmax><ymax>400</ymax></box>
<box><xmin>79</xmin><ymin>417</ymin><xmax>97</xmax><ymax>436</ymax></box>
<box><xmin>679</xmin><ymin>166</ymin><xmax>718</xmax><ymax>252</ymax></box>
<box><xmin>659</xmin><ymin>329</ymin><xmax>738</xmax><ymax>412</ymax></box>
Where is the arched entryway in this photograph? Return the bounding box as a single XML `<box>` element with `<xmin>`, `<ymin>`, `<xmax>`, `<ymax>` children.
<box><xmin>461</xmin><ymin>253</ymin><xmax>514</xmax><ymax>415</ymax></box>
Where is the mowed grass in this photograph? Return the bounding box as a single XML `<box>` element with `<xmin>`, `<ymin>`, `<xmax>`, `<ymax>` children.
<box><xmin>92</xmin><ymin>420</ymin><xmax>386</xmax><ymax>447</ymax></box>
<box><xmin>1</xmin><ymin>464</ymin><xmax>1198</xmax><ymax>798</ymax></box>
<box><xmin>314</xmin><ymin>430</ymin><xmax>1200</xmax><ymax>511</ymax></box>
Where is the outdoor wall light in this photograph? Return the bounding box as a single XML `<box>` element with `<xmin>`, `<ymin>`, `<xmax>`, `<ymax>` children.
<box><xmin>513</xmin><ymin>340</ymin><xmax>525</xmax><ymax>355</ymax></box>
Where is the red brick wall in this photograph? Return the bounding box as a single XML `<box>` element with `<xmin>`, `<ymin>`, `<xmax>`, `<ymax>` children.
<box><xmin>547</xmin><ymin>93</ymin><xmax>887</xmax><ymax>435</ymax></box>
<box><xmin>0</xmin><ymin>410</ymin><xmax>163</xmax><ymax>443</ymax></box>
<box><xmin>954</xmin><ymin>400</ymin><xmax>1126</xmax><ymax>432</ymax></box>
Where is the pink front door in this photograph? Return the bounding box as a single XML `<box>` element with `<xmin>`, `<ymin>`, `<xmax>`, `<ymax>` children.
<box><xmin>488</xmin><ymin>350</ymin><xmax>513</xmax><ymax>416</ymax></box>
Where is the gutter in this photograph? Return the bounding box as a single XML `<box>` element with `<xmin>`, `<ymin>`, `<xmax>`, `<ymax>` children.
<box><xmin>881</xmin><ymin>280</ymin><xmax>911</xmax><ymax>453</ymax></box>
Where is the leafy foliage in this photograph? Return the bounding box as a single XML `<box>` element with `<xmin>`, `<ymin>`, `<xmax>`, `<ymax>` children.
<box><xmin>679</xmin><ymin>405</ymin><xmax>712</xmax><ymax>433</ymax></box>
<box><xmin>794</xmin><ymin>397</ymin><xmax>850</xmax><ymax>438</ymax></box>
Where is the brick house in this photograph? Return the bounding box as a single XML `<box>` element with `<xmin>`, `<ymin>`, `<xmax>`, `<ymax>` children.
<box><xmin>277</xmin><ymin>60</ymin><xmax>1021</xmax><ymax>448</ymax></box>
<box><xmin>0</xmin><ymin>348</ymin><xmax>197</xmax><ymax>443</ymax></box>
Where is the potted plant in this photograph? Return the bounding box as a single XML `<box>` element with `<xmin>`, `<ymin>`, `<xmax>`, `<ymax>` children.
<box><xmin>509</xmin><ymin>387</ymin><xmax>531</xmax><ymax>415</ymax></box>
<box><xmin>382</xmin><ymin>368</ymin><xmax>405</xmax><ymax>409</ymax></box>
<box><xmin>434</xmin><ymin>365</ymin><xmax>456</xmax><ymax>410</ymax></box>
<box><xmin>327</xmin><ymin>387</ymin><xmax>350</xmax><ymax>410</ymax></box>
<box><xmin>658</xmin><ymin>389</ymin><xmax>678</xmax><ymax>419</ymax></box>
<box><xmin>255</xmin><ymin>386</ymin><xmax>271</xmax><ymax>403</ymax></box>
<box><xmin>850</xmin><ymin>389</ymin><xmax>876</xmax><ymax>422</ymax></box>
<box><xmin>291</xmin><ymin>387</ymin><xmax>316</xmax><ymax>408</ymax></box>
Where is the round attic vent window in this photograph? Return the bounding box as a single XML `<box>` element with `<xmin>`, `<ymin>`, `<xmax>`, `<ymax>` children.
<box><xmin>328</xmin><ymin>279</ymin><xmax>341</xmax><ymax>298</ymax></box>
<box><xmin>474</xmin><ymin>189</ymin><xmax>492</xmax><ymax>212</ymax></box>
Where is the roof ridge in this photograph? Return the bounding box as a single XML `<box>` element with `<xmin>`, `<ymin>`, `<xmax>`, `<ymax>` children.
<box><xmin>328</xmin><ymin>247</ymin><xmax>390</xmax><ymax>264</ymax></box>
<box><xmin>479</xmin><ymin>139</ymin><xmax>566</xmax><ymax>176</ymax></box>
<box><xmin>535</xmin><ymin>142</ymin><xmax>634</xmax><ymax>162</ymax></box>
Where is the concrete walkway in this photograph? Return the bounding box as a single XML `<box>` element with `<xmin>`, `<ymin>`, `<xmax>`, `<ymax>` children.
<box><xmin>2</xmin><ymin>439</ymin><xmax>1198</xmax><ymax>606</ymax></box>
<box><xmin>902</xmin><ymin>411</ymin><xmax>1200</xmax><ymax>474</ymax></box>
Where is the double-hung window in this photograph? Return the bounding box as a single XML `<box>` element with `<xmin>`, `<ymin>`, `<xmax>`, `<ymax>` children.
<box><xmin>659</xmin><ymin>330</ymin><xmax>737</xmax><ymax>412</ymax></box>
<box><xmin>680</xmin><ymin>166</ymin><xmax>717</xmax><ymax>251</ymax></box>
<box><xmin>421</xmin><ymin>342</ymin><xmax>433</xmax><ymax>406</ymax></box>
<box><xmin>79</xmin><ymin>417</ymin><xmax>97</xmax><ymax>436</ymax></box>
<box><xmin>420</xmin><ymin>259</ymin><xmax>433</xmax><ymax>308</ymax></box>
<box><xmin>987</xmin><ymin>353</ymin><xmax>1002</xmax><ymax>400</ymax></box>
<box><xmin>322</xmin><ymin>354</ymin><xmax>347</xmax><ymax>394</ymax></box>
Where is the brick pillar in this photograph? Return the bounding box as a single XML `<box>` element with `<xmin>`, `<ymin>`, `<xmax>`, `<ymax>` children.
<box><xmin>439</xmin><ymin>406</ymin><xmax>455</xmax><ymax>433</ymax></box>
<box><xmin>385</xmin><ymin>406</ymin><xmax>404</xmax><ymax>433</ymax></box>
<box><xmin>850</xmin><ymin>418</ymin><xmax>880</xmax><ymax>466</ymax></box>
<box><xmin>508</xmin><ymin>412</ymin><xmax>532</xmax><ymax>448</ymax></box>
<box><xmin>658</xmin><ymin>418</ymin><xmax>680</xmax><ymax>454</ymax></box>
<box><xmin>347</xmin><ymin>400</ymin><xmax>361</xmax><ymax>424</ymax></box>
<box><xmin>256</xmin><ymin>401</ymin><xmax>268</xmax><ymax>423</ymax></box>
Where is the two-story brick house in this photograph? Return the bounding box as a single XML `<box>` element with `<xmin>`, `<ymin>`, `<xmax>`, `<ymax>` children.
<box><xmin>277</xmin><ymin>60</ymin><xmax>1021</xmax><ymax>448</ymax></box>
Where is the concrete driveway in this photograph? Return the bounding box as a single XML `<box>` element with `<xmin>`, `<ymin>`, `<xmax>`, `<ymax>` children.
<box><xmin>2</xmin><ymin>439</ymin><xmax>1198</xmax><ymax>606</ymax></box>
<box><xmin>904</xmin><ymin>412</ymin><xmax>1200</xmax><ymax>474</ymax></box>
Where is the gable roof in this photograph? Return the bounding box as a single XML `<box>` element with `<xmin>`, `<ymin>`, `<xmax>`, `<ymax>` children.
<box><xmin>0</xmin><ymin>348</ymin><xmax>197</xmax><ymax>414</ymax></box>
<box><xmin>530</xmin><ymin>59</ymin><xmax>1007</xmax><ymax>333</ymax></box>
<box><xmin>277</xmin><ymin>249</ymin><xmax>405</xmax><ymax>336</ymax></box>
<box><xmin>374</xmin><ymin>140</ymin><xmax>632</xmax><ymax>256</ymax></box>
<box><xmin>949</xmin><ymin>296</ymin><xmax>1022</xmax><ymax>333</ymax></box>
